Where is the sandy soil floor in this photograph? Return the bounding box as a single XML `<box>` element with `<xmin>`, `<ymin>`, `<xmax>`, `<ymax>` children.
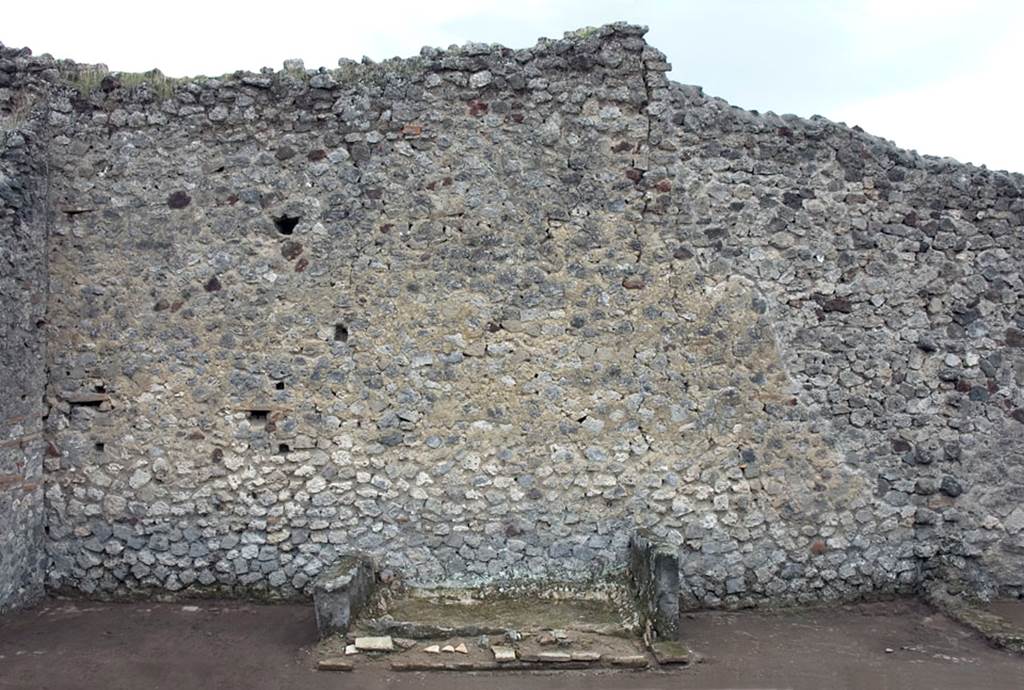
<box><xmin>0</xmin><ymin>598</ymin><xmax>1021</xmax><ymax>690</ymax></box>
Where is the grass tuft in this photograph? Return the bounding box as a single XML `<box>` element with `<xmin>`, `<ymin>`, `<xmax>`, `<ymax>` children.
<box><xmin>0</xmin><ymin>92</ymin><xmax>38</xmax><ymax>130</ymax></box>
<box><xmin>65</xmin><ymin>65</ymin><xmax>184</xmax><ymax>101</ymax></box>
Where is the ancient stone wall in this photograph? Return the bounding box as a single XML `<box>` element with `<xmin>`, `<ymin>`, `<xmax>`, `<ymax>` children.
<box><xmin>646</xmin><ymin>80</ymin><xmax>1024</xmax><ymax>604</ymax></box>
<box><xmin>0</xmin><ymin>44</ymin><xmax>50</xmax><ymax>612</ymax></box>
<box><xmin>1</xmin><ymin>23</ymin><xmax>1022</xmax><ymax>608</ymax></box>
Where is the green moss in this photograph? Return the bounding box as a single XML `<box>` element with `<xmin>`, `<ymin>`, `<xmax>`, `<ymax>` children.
<box><xmin>571</xmin><ymin>26</ymin><xmax>600</xmax><ymax>39</ymax></box>
<box><xmin>384</xmin><ymin>593</ymin><xmax>625</xmax><ymax>630</ymax></box>
<box><xmin>358</xmin><ymin>575</ymin><xmax>641</xmax><ymax>639</ymax></box>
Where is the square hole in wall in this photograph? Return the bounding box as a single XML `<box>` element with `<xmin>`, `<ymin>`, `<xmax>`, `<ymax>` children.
<box><xmin>249</xmin><ymin>410</ymin><xmax>270</xmax><ymax>425</ymax></box>
<box><xmin>278</xmin><ymin>443</ymin><xmax>291</xmax><ymax>454</ymax></box>
<box><xmin>334</xmin><ymin>324</ymin><xmax>349</xmax><ymax>342</ymax></box>
<box><xmin>94</xmin><ymin>442</ymin><xmax>105</xmax><ymax>453</ymax></box>
<box><xmin>274</xmin><ymin>215</ymin><xmax>301</xmax><ymax>235</ymax></box>
<box><xmin>275</xmin><ymin>381</ymin><xmax>285</xmax><ymax>390</ymax></box>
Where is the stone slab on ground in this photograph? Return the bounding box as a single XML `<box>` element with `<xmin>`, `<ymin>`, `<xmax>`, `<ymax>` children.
<box><xmin>312</xmin><ymin>554</ymin><xmax>375</xmax><ymax>639</ymax></box>
<box><xmin>340</xmin><ymin>584</ymin><xmax>647</xmax><ymax>671</ymax></box>
<box><xmin>323</xmin><ymin>627</ymin><xmax>648</xmax><ymax>673</ymax></box>
<box><xmin>491</xmin><ymin>645</ymin><xmax>517</xmax><ymax>662</ymax></box>
<box><xmin>317</xmin><ymin>658</ymin><xmax>353</xmax><ymax>671</ymax></box>
<box><xmin>608</xmin><ymin>654</ymin><xmax>650</xmax><ymax>668</ymax></box>
<box><xmin>390</xmin><ymin>660</ymin><xmax>606</xmax><ymax>672</ymax></box>
<box><xmin>354</xmin><ymin>635</ymin><xmax>394</xmax><ymax>652</ymax></box>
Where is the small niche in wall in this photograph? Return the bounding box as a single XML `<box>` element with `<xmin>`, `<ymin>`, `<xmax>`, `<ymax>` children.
<box><xmin>274</xmin><ymin>214</ymin><xmax>301</xmax><ymax>235</ymax></box>
<box><xmin>94</xmin><ymin>441</ymin><xmax>105</xmax><ymax>453</ymax></box>
<box><xmin>275</xmin><ymin>381</ymin><xmax>285</xmax><ymax>390</ymax></box>
<box><xmin>95</xmin><ymin>384</ymin><xmax>106</xmax><ymax>394</ymax></box>
<box><xmin>248</xmin><ymin>409</ymin><xmax>270</xmax><ymax>427</ymax></box>
<box><xmin>67</xmin><ymin>394</ymin><xmax>105</xmax><ymax>408</ymax></box>
<box><xmin>278</xmin><ymin>443</ymin><xmax>291</xmax><ymax>455</ymax></box>
<box><xmin>334</xmin><ymin>324</ymin><xmax>349</xmax><ymax>342</ymax></box>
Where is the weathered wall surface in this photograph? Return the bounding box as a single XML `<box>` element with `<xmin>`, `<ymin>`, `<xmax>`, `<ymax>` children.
<box><xmin>0</xmin><ymin>24</ymin><xmax>1022</xmax><ymax>608</ymax></box>
<box><xmin>0</xmin><ymin>45</ymin><xmax>50</xmax><ymax>612</ymax></box>
<box><xmin>645</xmin><ymin>82</ymin><xmax>1024</xmax><ymax>603</ymax></box>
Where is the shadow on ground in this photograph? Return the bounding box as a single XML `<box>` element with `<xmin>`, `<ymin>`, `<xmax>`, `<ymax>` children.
<box><xmin>1</xmin><ymin>598</ymin><xmax>1022</xmax><ymax>690</ymax></box>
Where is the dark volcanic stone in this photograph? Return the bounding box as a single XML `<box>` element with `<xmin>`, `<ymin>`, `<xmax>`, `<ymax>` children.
<box><xmin>167</xmin><ymin>190</ymin><xmax>191</xmax><ymax>209</ymax></box>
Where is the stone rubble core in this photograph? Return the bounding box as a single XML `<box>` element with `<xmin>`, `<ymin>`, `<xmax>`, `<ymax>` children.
<box><xmin>1</xmin><ymin>21</ymin><xmax>1023</xmax><ymax>614</ymax></box>
<box><xmin>315</xmin><ymin>580</ymin><xmax>667</xmax><ymax>673</ymax></box>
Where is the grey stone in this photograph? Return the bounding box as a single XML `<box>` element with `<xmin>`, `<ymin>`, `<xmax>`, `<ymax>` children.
<box><xmin>629</xmin><ymin>530</ymin><xmax>680</xmax><ymax>641</ymax></box>
<box><xmin>940</xmin><ymin>476</ymin><xmax>963</xmax><ymax>498</ymax></box>
<box><xmin>312</xmin><ymin>554</ymin><xmax>376</xmax><ymax>638</ymax></box>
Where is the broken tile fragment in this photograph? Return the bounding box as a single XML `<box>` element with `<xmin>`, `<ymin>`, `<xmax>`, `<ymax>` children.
<box><xmin>537</xmin><ymin>632</ymin><xmax>557</xmax><ymax>646</ymax></box>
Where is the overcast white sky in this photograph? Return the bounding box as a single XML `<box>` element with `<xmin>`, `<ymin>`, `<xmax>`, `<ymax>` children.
<box><xmin>4</xmin><ymin>0</ymin><xmax>1022</xmax><ymax>173</ymax></box>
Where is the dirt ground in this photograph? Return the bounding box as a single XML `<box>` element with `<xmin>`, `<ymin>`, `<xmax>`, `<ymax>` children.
<box><xmin>986</xmin><ymin>600</ymin><xmax>1024</xmax><ymax>629</ymax></box>
<box><xmin>1</xmin><ymin>598</ymin><xmax>1022</xmax><ymax>690</ymax></box>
